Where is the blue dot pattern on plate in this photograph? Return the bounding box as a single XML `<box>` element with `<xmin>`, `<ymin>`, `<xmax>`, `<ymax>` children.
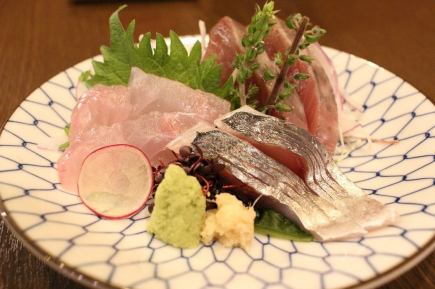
<box><xmin>0</xmin><ymin>44</ymin><xmax>434</xmax><ymax>289</ymax></box>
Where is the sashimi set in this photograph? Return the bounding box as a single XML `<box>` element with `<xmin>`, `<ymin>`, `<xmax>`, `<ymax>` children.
<box><xmin>57</xmin><ymin>1</ymin><xmax>397</xmax><ymax>249</ymax></box>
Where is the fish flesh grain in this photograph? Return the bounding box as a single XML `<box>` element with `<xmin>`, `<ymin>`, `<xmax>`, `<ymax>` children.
<box><xmin>215</xmin><ymin>106</ymin><xmax>397</xmax><ymax>231</ymax></box>
<box><xmin>204</xmin><ymin>16</ymin><xmax>245</xmax><ymax>84</ymax></box>
<box><xmin>205</xmin><ymin>17</ymin><xmax>341</xmax><ymax>151</ymax></box>
<box><xmin>264</xmin><ymin>18</ymin><xmax>339</xmax><ymax>153</ymax></box>
<box><xmin>167</xmin><ymin>123</ymin><xmax>367</xmax><ymax>241</ymax></box>
<box><xmin>58</xmin><ymin>68</ymin><xmax>230</xmax><ymax>192</ymax></box>
<box><xmin>58</xmin><ymin>111</ymin><xmax>201</xmax><ymax>192</ymax></box>
<box><xmin>204</xmin><ymin>17</ymin><xmax>281</xmax><ymax>107</ymax></box>
<box><xmin>69</xmin><ymin>68</ymin><xmax>230</xmax><ymax>141</ymax></box>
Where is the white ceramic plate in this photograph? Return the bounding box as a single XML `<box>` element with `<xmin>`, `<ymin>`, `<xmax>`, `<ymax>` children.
<box><xmin>0</xmin><ymin>36</ymin><xmax>434</xmax><ymax>289</ymax></box>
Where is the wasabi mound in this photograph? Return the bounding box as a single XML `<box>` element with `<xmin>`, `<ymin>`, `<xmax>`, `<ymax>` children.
<box><xmin>148</xmin><ymin>164</ymin><xmax>206</xmax><ymax>248</ymax></box>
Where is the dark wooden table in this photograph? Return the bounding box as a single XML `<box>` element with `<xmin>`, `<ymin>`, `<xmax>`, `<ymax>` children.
<box><xmin>0</xmin><ymin>1</ymin><xmax>434</xmax><ymax>289</ymax></box>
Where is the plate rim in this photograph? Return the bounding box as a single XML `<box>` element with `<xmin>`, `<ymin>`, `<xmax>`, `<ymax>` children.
<box><xmin>0</xmin><ymin>46</ymin><xmax>434</xmax><ymax>289</ymax></box>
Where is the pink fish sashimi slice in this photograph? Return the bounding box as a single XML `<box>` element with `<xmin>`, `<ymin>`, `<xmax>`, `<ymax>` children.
<box><xmin>70</xmin><ymin>70</ymin><xmax>230</xmax><ymax>141</ymax></box>
<box><xmin>307</xmin><ymin>43</ymin><xmax>344</xmax><ymax>110</ymax></box>
<box><xmin>204</xmin><ymin>17</ymin><xmax>279</xmax><ymax>106</ymax></box>
<box><xmin>204</xmin><ymin>16</ymin><xmax>245</xmax><ymax>84</ymax></box>
<box><xmin>263</xmin><ymin>19</ymin><xmax>309</xmax><ymax>131</ymax></box>
<box><xmin>59</xmin><ymin>70</ymin><xmax>231</xmax><ymax>192</ymax></box>
<box><xmin>129</xmin><ymin>68</ymin><xmax>231</xmax><ymax>120</ymax></box>
<box><xmin>305</xmin><ymin>44</ymin><xmax>340</xmax><ymax>152</ymax></box>
<box><xmin>296</xmin><ymin>60</ymin><xmax>339</xmax><ymax>153</ymax></box>
<box><xmin>58</xmin><ymin>112</ymin><xmax>202</xmax><ymax>192</ymax></box>
<box><xmin>252</xmin><ymin>51</ymin><xmax>280</xmax><ymax>106</ymax></box>
<box><xmin>280</xmin><ymin>91</ymin><xmax>308</xmax><ymax>130</ymax></box>
<box><xmin>264</xmin><ymin>19</ymin><xmax>338</xmax><ymax>153</ymax></box>
<box><xmin>69</xmin><ymin>85</ymin><xmax>133</xmax><ymax>140</ymax></box>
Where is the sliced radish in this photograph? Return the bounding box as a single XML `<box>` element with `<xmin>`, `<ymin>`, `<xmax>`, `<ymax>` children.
<box><xmin>78</xmin><ymin>144</ymin><xmax>153</xmax><ymax>219</ymax></box>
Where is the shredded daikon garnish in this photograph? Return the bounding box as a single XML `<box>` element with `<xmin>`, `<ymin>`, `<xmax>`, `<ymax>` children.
<box><xmin>334</xmin><ymin>98</ymin><xmax>399</xmax><ymax>162</ymax></box>
<box><xmin>334</xmin><ymin>137</ymin><xmax>364</xmax><ymax>162</ymax></box>
<box><xmin>198</xmin><ymin>20</ymin><xmax>207</xmax><ymax>57</ymax></box>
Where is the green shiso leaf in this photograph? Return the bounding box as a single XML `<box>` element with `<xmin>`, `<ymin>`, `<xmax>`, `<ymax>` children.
<box><xmin>255</xmin><ymin>209</ymin><xmax>313</xmax><ymax>242</ymax></box>
<box><xmin>64</xmin><ymin>124</ymin><xmax>70</xmax><ymax>136</ymax></box>
<box><xmin>58</xmin><ymin>124</ymin><xmax>71</xmax><ymax>151</ymax></box>
<box><xmin>58</xmin><ymin>141</ymin><xmax>70</xmax><ymax>152</ymax></box>
<box><xmin>81</xmin><ymin>5</ymin><xmax>230</xmax><ymax>98</ymax></box>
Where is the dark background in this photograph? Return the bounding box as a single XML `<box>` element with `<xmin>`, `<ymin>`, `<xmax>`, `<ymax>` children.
<box><xmin>0</xmin><ymin>0</ymin><xmax>434</xmax><ymax>289</ymax></box>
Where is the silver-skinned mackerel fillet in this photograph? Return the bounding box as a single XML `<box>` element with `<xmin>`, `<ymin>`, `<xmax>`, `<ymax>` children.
<box><xmin>215</xmin><ymin>106</ymin><xmax>397</xmax><ymax>231</ymax></box>
<box><xmin>167</xmin><ymin>123</ymin><xmax>366</xmax><ymax>241</ymax></box>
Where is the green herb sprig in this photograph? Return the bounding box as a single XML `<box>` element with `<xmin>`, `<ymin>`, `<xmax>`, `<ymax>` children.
<box><xmin>80</xmin><ymin>5</ymin><xmax>232</xmax><ymax>99</ymax></box>
<box><xmin>231</xmin><ymin>1</ymin><xmax>277</xmax><ymax>108</ymax></box>
<box><xmin>266</xmin><ymin>14</ymin><xmax>326</xmax><ymax>112</ymax></box>
<box><xmin>229</xmin><ymin>2</ymin><xmax>326</xmax><ymax>113</ymax></box>
<box><xmin>58</xmin><ymin>124</ymin><xmax>70</xmax><ymax>152</ymax></box>
<box><xmin>75</xmin><ymin>3</ymin><xmax>325</xmax><ymax>116</ymax></box>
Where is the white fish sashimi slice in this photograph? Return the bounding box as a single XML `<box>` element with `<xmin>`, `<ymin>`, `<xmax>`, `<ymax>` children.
<box><xmin>128</xmin><ymin>68</ymin><xmax>231</xmax><ymax>120</ymax></box>
<box><xmin>69</xmin><ymin>85</ymin><xmax>133</xmax><ymax>140</ymax></box>
<box><xmin>70</xmin><ymin>75</ymin><xmax>230</xmax><ymax>141</ymax></box>
<box><xmin>59</xmin><ymin>69</ymin><xmax>231</xmax><ymax>193</ymax></box>
<box><xmin>58</xmin><ymin>112</ymin><xmax>203</xmax><ymax>192</ymax></box>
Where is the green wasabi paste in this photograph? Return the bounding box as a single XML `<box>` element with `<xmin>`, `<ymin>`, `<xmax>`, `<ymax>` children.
<box><xmin>147</xmin><ymin>164</ymin><xmax>206</xmax><ymax>248</ymax></box>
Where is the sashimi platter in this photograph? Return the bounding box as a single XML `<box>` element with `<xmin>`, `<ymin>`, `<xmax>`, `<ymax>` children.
<box><xmin>0</xmin><ymin>2</ymin><xmax>434</xmax><ymax>289</ymax></box>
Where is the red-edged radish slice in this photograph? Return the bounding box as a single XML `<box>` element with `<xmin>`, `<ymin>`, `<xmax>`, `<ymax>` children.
<box><xmin>78</xmin><ymin>144</ymin><xmax>153</xmax><ymax>219</ymax></box>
